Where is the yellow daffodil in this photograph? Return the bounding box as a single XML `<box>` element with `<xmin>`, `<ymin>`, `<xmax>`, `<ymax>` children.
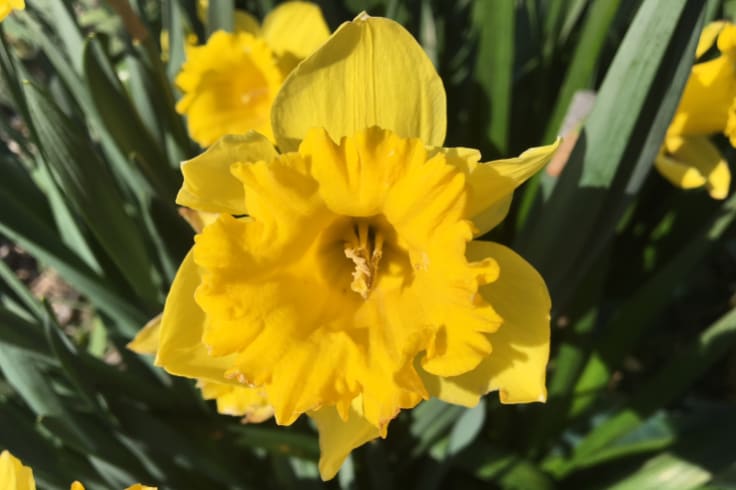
<box><xmin>145</xmin><ymin>13</ymin><xmax>559</xmax><ymax>480</ymax></box>
<box><xmin>175</xmin><ymin>2</ymin><xmax>329</xmax><ymax>147</ymax></box>
<box><xmin>0</xmin><ymin>450</ymin><xmax>155</xmax><ymax>490</ymax></box>
<box><xmin>0</xmin><ymin>0</ymin><xmax>24</xmax><ymax>21</ymax></box>
<box><xmin>655</xmin><ymin>21</ymin><xmax>734</xmax><ymax>199</ymax></box>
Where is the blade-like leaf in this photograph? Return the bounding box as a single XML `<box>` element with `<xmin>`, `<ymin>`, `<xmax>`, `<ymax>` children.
<box><xmin>472</xmin><ymin>0</ymin><xmax>514</xmax><ymax>154</ymax></box>
<box><xmin>518</xmin><ymin>0</ymin><xmax>705</xmax><ymax>310</ymax></box>
<box><xmin>21</xmin><ymin>80</ymin><xmax>159</xmax><ymax>310</ymax></box>
<box><xmin>83</xmin><ymin>35</ymin><xmax>178</xmax><ymax>201</ymax></box>
<box><xmin>557</xmin><ymin>305</ymin><xmax>736</xmax><ymax>475</ymax></box>
<box><xmin>207</xmin><ymin>0</ymin><xmax>234</xmax><ymax>36</ymax></box>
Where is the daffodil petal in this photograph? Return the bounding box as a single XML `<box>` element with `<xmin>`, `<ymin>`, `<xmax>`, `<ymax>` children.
<box><xmin>668</xmin><ymin>54</ymin><xmax>736</xmax><ymax>136</ymax></box>
<box><xmin>124</xmin><ymin>485</ymin><xmax>157</xmax><ymax>490</ymax></box>
<box><xmin>662</xmin><ymin>135</ymin><xmax>730</xmax><ymax>199</ymax></box>
<box><xmin>178</xmin><ymin>209</ymin><xmax>219</xmax><ymax>234</ymax></box>
<box><xmin>70</xmin><ymin>482</ymin><xmax>84</xmax><ymax>490</ymax></box>
<box><xmin>155</xmin><ymin>251</ymin><xmax>237</xmax><ymax>383</ymax></box>
<box><xmin>654</xmin><ymin>154</ymin><xmax>708</xmax><ymax>189</ymax></box>
<box><xmin>199</xmin><ymin>380</ymin><xmax>273</xmax><ymax>421</ymax></box>
<box><xmin>0</xmin><ymin>0</ymin><xmax>24</xmax><ymax>21</ymax></box>
<box><xmin>0</xmin><ymin>451</ymin><xmax>35</xmax><ymax>490</ymax></box>
<box><xmin>434</xmin><ymin>140</ymin><xmax>560</xmax><ymax>235</ymax></box>
<box><xmin>310</xmin><ymin>403</ymin><xmax>381</xmax><ymax>481</ymax></box>
<box><xmin>425</xmin><ymin>241</ymin><xmax>550</xmax><ymax>405</ymax></box>
<box><xmin>696</xmin><ymin>21</ymin><xmax>726</xmax><ymax>59</ymax></box>
<box><xmin>176</xmin><ymin>132</ymin><xmax>277</xmax><ymax>214</ymax></box>
<box><xmin>705</xmin><ymin>159</ymin><xmax>731</xmax><ymax>199</ymax></box>
<box><xmin>262</xmin><ymin>1</ymin><xmax>329</xmax><ymax>60</ymax></box>
<box><xmin>717</xmin><ymin>23</ymin><xmax>736</xmax><ymax>54</ymax></box>
<box><xmin>272</xmin><ymin>14</ymin><xmax>446</xmax><ymax>151</ymax></box>
<box><xmin>127</xmin><ymin>314</ymin><xmax>162</xmax><ymax>355</ymax></box>
<box><xmin>725</xmin><ymin>98</ymin><xmax>736</xmax><ymax>152</ymax></box>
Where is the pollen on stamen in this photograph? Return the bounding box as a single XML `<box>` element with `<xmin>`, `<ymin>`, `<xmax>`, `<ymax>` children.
<box><xmin>224</xmin><ymin>369</ymin><xmax>253</xmax><ymax>386</ymax></box>
<box><xmin>344</xmin><ymin>221</ymin><xmax>384</xmax><ymax>299</ymax></box>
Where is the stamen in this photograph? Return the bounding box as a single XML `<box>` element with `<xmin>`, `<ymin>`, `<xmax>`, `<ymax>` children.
<box><xmin>240</xmin><ymin>87</ymin><xmax>269</xmax><ymax>105</ymax></box>
<box><xmin>344</xmin><ymin>221</ymin><xmax>384</xmax><ymax>299</ymax></box>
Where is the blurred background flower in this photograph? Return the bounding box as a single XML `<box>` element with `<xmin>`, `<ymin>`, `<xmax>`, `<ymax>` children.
<box><xmin>175</xmin><ymin>1</ymin><xmax>329</xmax><ymax>146</ymax></box>
<box><xmin>655</xmin><ymin>21</ymin><xmax>735</xmax><ymax>199</ymax></box>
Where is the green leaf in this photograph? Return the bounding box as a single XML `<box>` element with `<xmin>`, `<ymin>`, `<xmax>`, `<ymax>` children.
<box><xmin>43</xmin><ymin>305</ymin><xmax>107</xmax><ymax>414</ymax></box>
<box><xmin>408</xmin><ymin>399</ymin><xmax>466</xmax><ymax>458</ymax></box>
<box><xmin>456</xmin><ymin>442</ymin><xmax>555</xmax><ymax>490</ymax></box>
<box><xmin>21</xmin><ymin>79</ymin><xmax>159</xmax><ymax>311</ymax></box>
<box><xmin>230</xmin><ymin>425</ymin><xmax>320</xmax><ymax>461</ymax></box>
<box><xmin>0</xmin><ymin>182</ymin><xmax>146</xmax><ymax>332</ymax></box>
<box><xmin>0</xmin><ymin>307</ymin><xmax>50</xmax><ymax>358</ymax></box>
<box><xmin>472</xmin><ymin>0</ymin><xmax>514</xmax><ymax>153</ymax></box>
<box><xmin>418</xmin><ymin>0</ymin><xmax>438</xmax><ymax>67</ymax></box>
<box><xmin>605</xmin><ymin>409</ymin><xmax>736</xmax><ymax>490</ymax></box>
<box><xmin>447</xmin><ymin>400</ymin><xmax>485</xmax><ymax>456</ymax></box>
<box><xmin>32</xmin><ymin>163</ymin><xmax>102</xmax><ymax>273</ymax></box>
<box><xmin>557</xmin><ymin>305</ymin><xmax>736</xmax><ymax>476</ymax></box>
<box><xmin>83</xmin><ymin>35</ymin><xmax>178</xmax><ymax>201</ymax></box>
<box><xmin>518</xmin><ymin>0</ymin><xmax>706</xmax><ymax>310</ymax></box>
<box><xmin>0</xmin><ymin>400</ymin><xmax>86</xmax><ymax>488</ymax></box>
<box><xmin>526</xmin><ymin>255</ymin><xmax>609</xmax><ymax>455</ymax></box>
<box><xmin>558</xmin><ymin>0</ymin><xmax>591</xmax><ymax>44</ymax></box>
<box><xmin>608</xmin><ymin>453</ymin><xmax>711</xmax><ymax>490</ymax></box>
<box><xmin>569</xmin><ymin>193</ymin><xmax>736</xmax><ymax>420</ymax></box>
<box><xmin>162</xmin><ymin>0</ymin><xmax>188</xmax><ymax>82</ymax></box>
<box><xmin>542</xmin><ymin>0</ymin><xmax>622</xmax><ymax>144</ymax></box>
<box><xmin>40</xmin><ymin>412</ymin><xmax>150</xmax><ymax>488</ymax></box>
<box><xmin>207</xmin><ymin>0</ymin><xmax>235</xmax><ymax>36</ymax></box>
<box><xmin>30</xmin><ymin>0</ymin><xmax>85</xmax><ymax>72</ymax></box>
<box><xmin>0</xmin><ymin>345</ymin><xmax>64</xmax><ymax>417</ymax></box>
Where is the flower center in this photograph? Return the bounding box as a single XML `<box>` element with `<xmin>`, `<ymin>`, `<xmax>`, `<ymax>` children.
<box><xmin>240</xmin><ymin>86</ymin><xmax>270</xmax><ymax>106</ymax></box>
<box><xmin>344</xmin><ymin>220</ymin><xmax>384</xmax><ymax>299</ymax></box>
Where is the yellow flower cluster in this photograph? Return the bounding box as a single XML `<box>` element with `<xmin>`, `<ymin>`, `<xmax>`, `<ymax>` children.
<box><xmin>0</xmin><ymin>451</ymin><xmax>155</xmax><ymax>490</ymax></box>
<box><xmin>655</xmin><ymin>21</ymin><xmax>735</xmax><ymax>199</ymax></box>
<box><xmin>133</xmin><ymin>10</ymin><xmax>559</xmax><ymax>480</ymax></box>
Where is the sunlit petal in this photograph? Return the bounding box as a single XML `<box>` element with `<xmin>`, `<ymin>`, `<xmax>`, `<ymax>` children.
<box><xmin>176</xmin><ymin>132</ymin><xmax>277</xmax><ymax>214</ymax></box>
<box><xmin>199</xmin><ymin>380</ymin><xmax>274</xmax><ymax>421</ymax></box>
<box><xmin>424</xmin><ymin>241</ymin><xmax>550</xmax><ymax>405</ymax></box>
<box><xmin>310</xmin><ymin>401</ymin><xmax>381</xmax><ymax>481</ymax></box>
<box><xmin>696</xmin><ymin>21</ymin><xmax>726</xmax><ymax>59</ymax></box>
<box><xmin>127</xmin><ymin>314</ymin><xmax>162</xmax><ymax>355</ymax></box>
<box><xmin>155</xmin><ymin>251</ymin><xmax>237</xmax><ymax>383</ymax></box>
<box><xmin>432</xmin><ymin>140</ymin><xmax>560</xmax><ymax>236</ymax></box>
<box><xmin>669</xmin><ymin>54</ymin><xmax>736</xmax><ymax>137</ymax></box>
<box><xmin>658</xmin><ymin>135</ymin><xmax>730</xmax><ymax>199</ymax></box>
<box><xmin>272</xmin><ymin>15</ymin><xmax>446</xmax><ymax>151</ymax></box>
<box><xmin>0</xmin><ymin>451</ymin><xmax>35</xmax><ymax>490</ymax></box>
<box><xmin>262</xmin><ymin>1</ymin><xmax>330</xmax><ymax>61</ymax></box>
